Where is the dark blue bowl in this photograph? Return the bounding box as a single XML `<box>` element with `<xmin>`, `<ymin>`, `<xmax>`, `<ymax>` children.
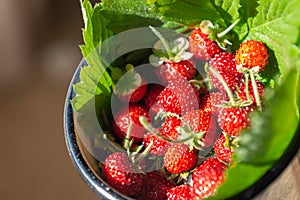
<box><xmin>64</xmin><ymin>59</ymin><xmax>300</xmax><ymax>200</ymax></box>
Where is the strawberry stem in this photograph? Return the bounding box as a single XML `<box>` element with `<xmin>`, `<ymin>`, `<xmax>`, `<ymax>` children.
<box><xmin>123</xmin><ymin>122</ymin><xmax>133</xmax><ymax>150</ymax></box>
<box><xmin>139</xmin><ymin>116</ymin><xmax>196</xmax><ymax>144</ymax></box>
<box><xmin>217</xmin><ymin>19</ymin><xmax>240</xmax><ymax>38</ymax></box>
<box><xmin>208</xmin><ymin>66</ymin><xmax>236</xmax><ymax>106</ymax></box>
<box><xmin>249</xmin><ymin>70</ymin><xmax>262</xmax><ymax>111</ymax></box>
<box><xmin>149</xmin><ymin>26</ymin><xmax>173</xmax><ymax>60</ymax></box>
<box><xmin>135</xmin><ymin>141</ymin><xmax>153</xmax><ymax>164</ymax></box>
<box><xmin>244</xmin><ymin>73</ymin><xmax>252</xmax><ymax>103</ymax></box>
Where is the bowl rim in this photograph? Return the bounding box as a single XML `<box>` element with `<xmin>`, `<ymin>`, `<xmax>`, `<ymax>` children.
<box><xmin>64</xmin><ymin>59</ymin><xmax>300</xmax><ymax>200</ymax></box>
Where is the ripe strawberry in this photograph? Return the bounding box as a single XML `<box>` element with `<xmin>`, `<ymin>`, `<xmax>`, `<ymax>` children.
<box><xmin>182</xmin><ymin>109</ymin><xmax>218</xmax><ymax>149</ymax></box>
<box><xmin>143</xmin><ymin>129</ymin><xmax>170</xmax><ymax>156</ymax></box>
<box><xmin>192</xmin><ymin>157</ymin><xmax>226</xmax><ymax>199</ymax></box>
<box><xmin>209</xmin><ymin>52</ymin><xmax>244</xmax><ymax>92</ymax></box>
<box><xmin>213</xmin><ymin>134</ymin><xmax>234</xmax><ymax>163</ymax></box>
<box><xmin>200</xmin><ymin>92</ymin><xmax>229</xmax><ymax>115</ymax></box>
<box><xmin>156</xmin><ymin>59</ymin><xmax>197</xmax><ymax>83</ymax></box>
<box><xmin>102</xmin><ymin>152</ymin><xmax>143</xmax><ymax>196</ymax></box>
<box><xmin>238</xmin><ymin>80</ymin><xmax>265</xmax><ymax>105</ymax></box>
<box><xmin>235</xmin><ymin>40</ymin><xmax>269</xmax><ymax>72</ymax></box>
<box><xmin>182</xmin><ymin>109</ymin><xmax>214</xmax><ymax>134</ymax></box>
<box><xmin>189</xmin><ymin>28</ymin><xmax>223</xmax><ymax>61</ymax></box>
<box><xmin>161</xmin><ymin>116</ymin><xmax>181</xmax><ymax>140</ymax></box>
<box><xmin>128</xmin><ymin>78</ymin><xmax>148</xmax><ymax>102</ymax></box>
<box><xmin>142</xmin><ymin>84</ymin><xmax>165</xmax><ymax>116</ymax></box>
<box><xmin>136</xmin><ymin>172</ymin><xmax>176</xmax><ymax>200</ymax></box>
<box><xmin>164</xmin><ymin>143</ymin><xmax>198</xmax><ymax>174</ymax></box>
<box><xmin>112</xmin><ymin>103</ymin><xmax>150</xmax><ymax>143</ymax></box>
<box><xmin>157</xmin><ymin>78</ymin><xmax>200</xmax><ymax>115</ymax></box>
<box><xmin>114</xmin><ymin>70</ymin><xmax>148</xmax><ymax>103</ymax></box>
<box><xmin>218</xmin><ymin>106</ymin><xmax>254</xmax><ymax>137</ymax></box>
<box><xmin>167</xmin><ymin>184</ymin><xmax>194</xmax><ymax>200</ymax></box>
<box><xmin>143</xmin><ymin>84</ymin><xmax>164</xmax><ymax>109</ymax></box>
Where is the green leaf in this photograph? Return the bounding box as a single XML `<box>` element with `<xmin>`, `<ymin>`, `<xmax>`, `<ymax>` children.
<box><xmin>148</xmin><ymin>0</ymin><xmax>221</xmax><ymax>25</ymax></box>
<box><xmin>246</xmin><ymin>0</ymin><xmax>300</xmax><ymax>76</ymax></box>
<box><xmin>101</xmin><ymin>0</ymin><xmax>163</xmax><ymax>32</ymax></box>
<box><xmin>71</xmin><ymin>0</ymin><xmax>114</xmax><ymax>112</ymax></box>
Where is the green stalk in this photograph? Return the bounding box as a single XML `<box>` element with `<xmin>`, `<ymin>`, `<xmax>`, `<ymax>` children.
<box><xmin>249</xmin><ymin>70</ymin><xmax>262</xmax><ymax>111</ymax></box>
<box><xmin>217</xmin><ymin>19</ymin><xmax>240</xmax><ymax>38</ymax></box>
<box><xmin>208</xmin><ymin>67</ymin><xmax>236</xmax><ymax>105</ymax></box>
<box><xmin>149</xmin><ymin>26</ymin><xmax>173</xmax><ymax>60</ymax></box>
<box><xmin>139</xmin><ymin>116</ymin><xmax>196</xmax><ymax>144</ymax></box>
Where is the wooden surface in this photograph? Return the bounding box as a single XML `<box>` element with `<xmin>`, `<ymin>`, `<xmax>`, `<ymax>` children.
<box><xmin>254</xmin><ymin>150</ymin><xmax>300</xmax><ymax>200</ymax></box>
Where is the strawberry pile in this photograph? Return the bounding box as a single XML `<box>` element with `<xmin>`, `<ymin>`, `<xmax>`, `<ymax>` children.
<box><xmin>101</xmin><ymin>23</ymin><xmax>269</xmax><ymax>199</ymax></box>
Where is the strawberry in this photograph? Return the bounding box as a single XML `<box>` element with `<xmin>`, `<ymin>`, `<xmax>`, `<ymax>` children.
<box><xmin>142</xmin><ymin>84</ymin><xmax>165</xmax><ymax>116</ymax></box>
<box><xmin>235</xmin><ymin>40</ymin><xmax>269</xmax><ymax>72</ymax></box>
<box><xmin>102</xmin><ymin>152</ymin><xmax>143</xmax><ymax>196</ymax></box>
<box><xmin>213</xmin><ymin>134</ymin><xmax>234</xmax><ymax>163</ymax></box>
<box><xmin>164</xmin><ymin>143</ymin><xmax>198</xmax><ymax>174</ymax></box>
<box><xmin>189</xmin><ymin>28</ymin><xmax>223</xmax><ymax>61</ymax></box>
<box><xmin>161</xmin><ymin>116</ymin><xmax>181</xmax><ymax>140</ymax></box>
<box><xmin>114</xmin><ymin>70</ymin><xmax>148</xmax><ymax>103</ymax></box>
<box><xmin>182</xmin><ymin>109</ymin><xmax>214</xmax><ymax>134</ymax></box>
<box><xmin>208</xmin><ymin>52</ymin><xmax>244</xmax><ymax>92</ymax></box>
<box><xmin>238</xmin><ymin>80</ymin><xmax>265</xmax><ymax>105</ymax></box>
<box><xmin>112</xmin><ymin>103</ymin><xmax>150</xmax><ymax>143</ymax></box>
<box><xmin>167</xmin><ymin>184</ymin><xmax>194</xmax><ymax>200</ymax></box>
<box><xmin>136</xmin><ymin>172</ymin><xmax>176</xmax><ymax>200</ymax></box>
<box><xmin>200</xmin><ymin>92</ymin><xmax>229</xmax><ymax>115</ymax></box>
<box><xmin>143</xmin><ymin>129</ymin><xmax>170</xmax><ymax>156</ymax></box>
<box><xmin>157</xmin><ymin>78</ymin><xmax>200</xmax><ymax>115</ymax></box>
<box><xmin>182</xmin><ymin>109</ymin><xmax>219</xmax><ymax>149</ymax></box>
<box><xmin>192</xmin><ymin>157</ymin><xmax>226</xmax><ymax>199</ymax></box>
<box><xmin>156</xmin><ymin>59</ymin><xmax>197</xmax><ymax>83</ymax></box>
<box><xmin>218</xmin><ymin>106</ymin><xmax>254</xmax><ymax>137</ymax></box>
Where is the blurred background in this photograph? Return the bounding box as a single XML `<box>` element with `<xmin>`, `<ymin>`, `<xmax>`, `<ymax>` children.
<box><xmin>0</xmin><ymin>0</ymin><xmax>299</xmax><ymax>200</ymax></box>
<box><xmin>0</xmin><ymin>0</ymin><xmax>98</xmax><ymax>199</ymax></box>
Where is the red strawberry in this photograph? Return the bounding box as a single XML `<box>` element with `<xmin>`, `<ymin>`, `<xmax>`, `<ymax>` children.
<box><xmin>200</xmin><ymin>92</ymin><xmax>229</xmax><ymax>115</ymax></box>
<box><xmin>210</xmin><ymin>52</ymin><xmax>237</xmax><ymax>73</ymax></box>
<box><xmin>157</xmin><ymin>78</ymin><xmax>200</xmax><ymax>115</ymax></box>
<box><xmin>128</xmin><ymin>78</ymin><xmax>148</xmax><ymax>102</ymax></box>
<box><xmin>209</xmin><ymin>52</ymin><xmax>244</xmax><ymax>92</ymax></box>
<box><xmin>213</xmin><ymin>134</ymin><xmax>234</xmax><ymax>163</ymax></box>
<box><xmin>182</xmin><ymin>109</ymin><xmax>214</xmax><ymax>134</ymax></box>
<box><xmin>161</xmin><ymin>116</ymin><xmax>181</xmax><ymax>140</ymax></box>
<box><xmin>156</xmin><ymin>59</ymin><xmax>197</xmax><ymax>83</ymax></box>
<box><xmin>238</xmin><ymin>80</ymin><xmax>265</xmax><ymax>105</ymax></box>
<box><xmin>189</xmin><ymin>28</ymin><xmax>223</xmax><ymax>61</ymax></box>
<box><xmin>182</xmin><ymin>109</ymin><xmax>218</xmax><ymax>149</ymax></box>
<box><xmin>102</xmin><ymin>152</ymin><xmax>143</xmax><ymax>196</ymax></box>
<box><xmin>167</xmin><ymin>184</ymin><xmax>194</xmax><ymax>200</ymax></box>
<box><xmin>218</xmin><ymin>106</ymin><xmax>254</xmax><ymax>137</ymax></box>
<box><xmin>114</xmin><ymin>70</ymin><xmax>148</xmax><ymax>103</ymax></box>
<box><xmin>192</xmin><ymin>157</ymin><xmax>226</xmax><ymax>199</ymax></box>
<box><xmin>112</xmin><ymin>103</ymin><xmax>150</xmax><ymax>143</ymax></box>
<box><xmin>164</xmin><ymin>143</ymin><xmax>198</xmax><ymax>174</ymax></box>
<box><xmin>143</xmin><ymin>84</ymin><xmax>165</xmax><ymax>116</ymax></box>
<box><xmin>143</xmin><ymin>129</ymin><xmax>170</xmax><ymax>156</ymax></box>
<box><xmin>136</xmin><ymin>172</ymin><xmax>176</xmax><ymax>200</ymax></box>
<box><xmin>235</xmin><ymin>40</ymin><xmax>269</xmax><ymax>72</ymax></box>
